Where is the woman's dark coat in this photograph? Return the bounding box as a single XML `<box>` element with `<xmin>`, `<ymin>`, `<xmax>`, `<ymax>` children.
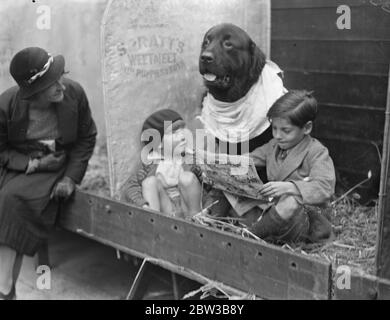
<box><xmin>0</xmin><ymin>78</ymin><xmax>97</xmax><ymax>256</ymax></box>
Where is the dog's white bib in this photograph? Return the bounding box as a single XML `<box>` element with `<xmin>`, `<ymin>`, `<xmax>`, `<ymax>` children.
<box><xmin>198</xmin><ymin>60</ymin><xmax>287</xmax><ymax>144</ymax></box>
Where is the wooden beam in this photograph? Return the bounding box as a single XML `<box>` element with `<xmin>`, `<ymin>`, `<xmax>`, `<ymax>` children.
<box><xmin>334</xmin><ymin>272</ymin><xmax>390</xmax><ymax>300</ymax></box>
<box><xmin>59</xmin><ymin>190</ymin><xmax>332</xmax><ymax>300</ymax></box>
<box><xmin>272</xmin><ymin>0</ymin><xmax>369</xmax><ymax>9</ymax></box>
<box><xmin>272</xmin><ymin>2</ymin><xmax>390</xmax><ymax>42</ymax></box>
<box><xmin>376</xmin><ymin>65</ymin><xmax>390</xmax><ymax>279</ymax></box>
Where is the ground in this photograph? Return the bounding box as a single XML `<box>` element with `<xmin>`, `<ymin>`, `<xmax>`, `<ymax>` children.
<box><xmin>17</xmin><ymin>229</ymin><xmax>137</xmax><ymax>300</ymax></box>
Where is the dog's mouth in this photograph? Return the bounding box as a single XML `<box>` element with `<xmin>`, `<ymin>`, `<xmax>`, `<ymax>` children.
<box><xmin>202</xmin><ymin>73</ymin><xmax>231</xmax><ymax>87</ymax></box>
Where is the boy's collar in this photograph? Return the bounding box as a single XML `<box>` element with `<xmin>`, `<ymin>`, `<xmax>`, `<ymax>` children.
<box><xmin>273</xmin><ymin>135</ymin><xmax>312</xmax><ymax>181</ymax></box>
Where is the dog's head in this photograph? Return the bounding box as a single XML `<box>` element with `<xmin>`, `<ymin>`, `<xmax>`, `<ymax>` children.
<box><xmin>199</xmin><ymin>23</ymin><xmax>266</xmax><ymax>103</ymax></box>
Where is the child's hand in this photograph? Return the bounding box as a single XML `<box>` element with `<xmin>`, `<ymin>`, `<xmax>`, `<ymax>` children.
<box><xmin>259</xmin><ymin>182</ymin><xmax>297</xmax><ymax>198</ymax></box>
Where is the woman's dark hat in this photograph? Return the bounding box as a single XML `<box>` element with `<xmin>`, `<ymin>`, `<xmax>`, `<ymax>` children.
<box><xmin>9</xmin><ymin>47</ymin><xmax>65</xmax><ymax>99</ymax></box>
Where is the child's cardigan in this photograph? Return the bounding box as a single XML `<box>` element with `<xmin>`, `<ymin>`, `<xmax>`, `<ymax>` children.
<box><xmin>120</xmin><ymin>152</ymin><xmax>203</xmax><ymax>207</ymax></box>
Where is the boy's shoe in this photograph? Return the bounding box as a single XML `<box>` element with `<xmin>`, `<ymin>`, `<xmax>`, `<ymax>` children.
<box><xmin>306</xmin><ymin>206</ymin><xmax>334</xmax><ymax>243</ymax></box>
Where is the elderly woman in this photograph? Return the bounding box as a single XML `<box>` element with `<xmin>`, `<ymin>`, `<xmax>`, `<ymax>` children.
<box><xmin>0</xmin><ymin>47</ymin><xmax>97</xmax><ymax>299</ymax></box>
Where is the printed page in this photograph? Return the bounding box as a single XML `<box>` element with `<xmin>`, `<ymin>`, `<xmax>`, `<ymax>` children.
<box><xmin>195</xmin><ymin>149</ymin><xmax>265</xmax><ymax>200</ymax></box>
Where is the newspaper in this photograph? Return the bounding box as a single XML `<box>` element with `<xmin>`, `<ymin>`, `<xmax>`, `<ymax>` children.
<box><xmin>195</xmin><ymin>149</ymin><xmax>264</xmax><ymax>198</ymax></box>
<box><xmin>195</xmin><ymin>149</ymin><xmax>270</xmax><ymax>216</ymax></box>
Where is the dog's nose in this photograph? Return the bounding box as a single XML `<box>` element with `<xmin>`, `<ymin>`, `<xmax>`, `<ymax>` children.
<box><xmin>201</xmin><ymin>52</ymin><xmax>214</xmax><ymax>63</ymax></box>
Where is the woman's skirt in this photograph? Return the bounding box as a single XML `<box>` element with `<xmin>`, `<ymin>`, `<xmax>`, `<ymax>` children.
<box><xmin>0</xmin><ymin>166</ymin><xmax>65</xmax><ymax>256</ymax></box>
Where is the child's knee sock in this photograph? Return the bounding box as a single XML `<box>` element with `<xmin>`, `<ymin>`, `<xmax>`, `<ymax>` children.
<box><xmin>249</xmin><ymin>205</ymin><xmax>309</xmax><ymax>242</ymax></box>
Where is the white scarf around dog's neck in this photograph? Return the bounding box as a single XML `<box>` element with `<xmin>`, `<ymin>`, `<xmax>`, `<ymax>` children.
<box><xmin>198</xmin><ymin>60</ymin><xmax>287</xmax><ymax>143</ymax></box>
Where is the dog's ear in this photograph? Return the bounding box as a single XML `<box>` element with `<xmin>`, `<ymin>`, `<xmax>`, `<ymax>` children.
<box><xmin>249</xmin><ymin>41</ymin><xmax>266</xmax><ymax>82</ymax></box>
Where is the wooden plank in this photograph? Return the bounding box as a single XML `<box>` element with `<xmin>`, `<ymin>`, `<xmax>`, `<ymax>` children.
<box><xmin>271</xmin><ymin>39</ymin><xmax>390</xmax><ymax>76</ymax></box>
<box><xmin>271</xmin><ymin>4</ymin><xmax>390</xmax><ymax>41</ymax></box>
<box><xmin>378</xmin><ymin>277</ymin><xmax>390</xmax><ymax>299</ymax></box>
<box><xmin>273</xmin><ymin>0</ymin><xmax>370</xmax><ymax>9</ymax></box>
<box><xmin>314</xmin><ymin>135</ymin><xmax>381</xmax><ymax>200</ymax></box>
<box><xmin>334</xmin><ymin>272</ymin><xmax>390</xmax><ymax>299</ymax></box>
<box><xmin>376</xmin><ymin>66</ymin><xmax>390</xmax><ymax>280</ymax></box>
<box><xmin>336</xmin><ymin>166</ymin><xmax>373</xmax><ymax>178</ymax></box>
<box><xmin>281</xmin><ymin>71</ymin><xmax>388</xmax><ymax>107</ymax></box>
<box><xmin>318</xmin><ymin>136</ymin><xmax>381</xmax><ymax>175</ymax></box>
<box><xmin>319</xmin><ymin>102</ymin><xmax>384</xmax><ymax>112</ymax></box>
<box><xmin>59</xmin><ymin>191</ymin><xmax>332</xmax><ymax>300</ymax></box>
<box><xmin>319</xmin><ymin>138</ymin><xmax>380</xmax><ymax>173</ymax></box>
<box><xmin>314</xmin><ymin>104</ymin><xmax>385</xmax><ymax>141</ymax></box>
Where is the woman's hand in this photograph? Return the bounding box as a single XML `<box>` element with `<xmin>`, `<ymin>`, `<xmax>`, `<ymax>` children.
<box><xmin>50</xmin><ymin>176</ymin><xmax>75</xmax><ymax>201</ymax></box>
<box><xmin>38</xmin><ymin>152</ymin><xmax>66</xmax><ymax>171</ymax></box>
<box><xmin>25</xmin><ymin>152</ymin><xmax>66</xmax><ymax>175</ymax></box>
<box><xmin>259</xmin><ymin>182</ymin><xmax>299</xmax><ymax>198</ymax></box>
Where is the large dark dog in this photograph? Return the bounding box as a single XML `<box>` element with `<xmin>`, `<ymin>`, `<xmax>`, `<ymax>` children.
<box><xmin>199</xmin><ymin>23</ymin><xmax>266</xmax><ymax>103</ymax></box>
<box><xmin>198</xmin><ymin>23</ymin><xmax>274</xmax><ymax>154</ymax></box>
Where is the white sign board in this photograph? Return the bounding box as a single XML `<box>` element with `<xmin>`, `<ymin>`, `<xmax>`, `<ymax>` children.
<box><xmin>101</xmin><ymin>0</ymin><xmax>270</xmax><ymax>197</ymax></box>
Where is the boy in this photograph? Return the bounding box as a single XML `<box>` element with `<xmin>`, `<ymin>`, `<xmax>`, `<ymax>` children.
<box><xmin>121</xmin><ymin>109</ymin><xmax>202</xmax><ymax>219</ymax></box>
<box><xmin>248</xmin><ymin>90</ymin><xmax>336</xmax><ymax>243</ymax></box>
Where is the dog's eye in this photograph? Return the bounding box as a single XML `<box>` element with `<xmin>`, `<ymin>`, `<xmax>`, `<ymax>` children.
<box><xmin>224</xmin><ymin>41</ymin><xmax>233</xmax><ymax>48</ymax></box>
<box><xmin>203</xmin><ymin>38</ymin><xmax>210</xmax><ymax>47</ymax></box>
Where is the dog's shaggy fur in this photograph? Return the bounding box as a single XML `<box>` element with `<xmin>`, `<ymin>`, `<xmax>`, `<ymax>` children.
<box><xmin>199</xmin><ymin>23</ymin><xmax>266</xmax><ymax>103</ymax></box>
